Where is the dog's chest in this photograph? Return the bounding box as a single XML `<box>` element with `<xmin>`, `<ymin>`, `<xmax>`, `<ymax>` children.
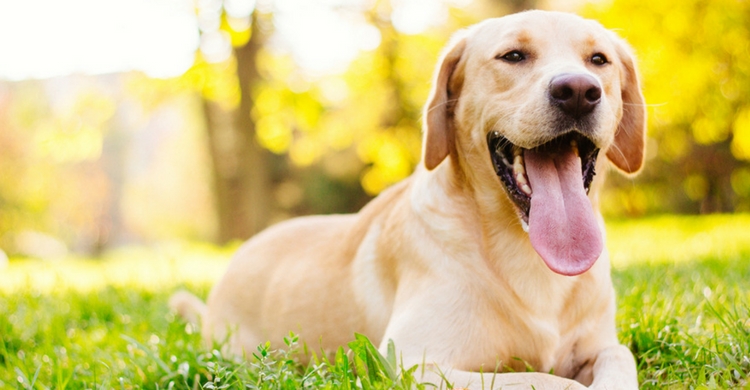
<box><xmin>499</xmin><ymin>311</ymin><xmax>579</xmax><ymax>375</ymax></box>
<box><xmin>459</xmin><ymin>273</ymin><xmax>595</xmax><ymax>376</ymax></box>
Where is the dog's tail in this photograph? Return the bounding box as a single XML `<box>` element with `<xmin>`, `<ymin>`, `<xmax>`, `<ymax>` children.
<box><xmin>169</xmin><ymin>290</ymin><xmax>207</xmax><ymax>326</ymax></box>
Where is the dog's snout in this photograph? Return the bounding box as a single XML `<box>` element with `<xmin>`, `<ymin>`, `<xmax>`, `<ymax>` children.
<box><xmin>549</xmin><ymin>74</ymin><xmax>602</xmax><ymax>119</ymax></box>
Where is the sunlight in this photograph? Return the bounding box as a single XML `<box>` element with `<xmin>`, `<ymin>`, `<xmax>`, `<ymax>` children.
<box><xmin>0</xmin><ymin>0</ymin><xmax>198</xmax><ymax>80</ymax></box>
<box><xmin>0</xmin><ymin>0</ymin><xmax>464</xmax><ymax>80</ymax></box>
<box><xmin>606</xmin><ymin>214</ymin><xmax>750</xmax><ymax>266</ymax></box>
<box><xmin>392</xmin><ymin>0</ymin><xmax>448</xmax><ymax>35</ymax></box>
<box><xmin>273</xmin><ymin>0</ymin><xmax>381</xmax><ymax>75</ymax></box>
<box><xmin>0</xmin><ymin>244</ymin><xmax>232</xmax><ymax>294</ymax></box>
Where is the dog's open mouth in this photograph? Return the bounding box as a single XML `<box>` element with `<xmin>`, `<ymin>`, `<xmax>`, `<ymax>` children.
<box><xmin>487</xmin><ymin>131</ymin><xmax>603</xmax><ymax>276</ymax></box>
<box><xmin>487</xmin><ymin>131</ymin><xmax>599</xmax><ymax>223</ymax></box>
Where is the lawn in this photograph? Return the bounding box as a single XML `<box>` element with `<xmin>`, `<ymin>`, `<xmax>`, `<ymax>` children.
<box><xmin>1</xmin><ymin>215</ymin><xmax>749</xmax><ymax>389</ymax></box>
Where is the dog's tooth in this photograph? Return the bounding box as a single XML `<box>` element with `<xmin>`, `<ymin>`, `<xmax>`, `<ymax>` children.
<box><xmin>571</xmin><ymin>139</ymin><xmax>579</xmax><ymax>157</ymax></box>
<box><xmin>510</xmin><ymin>149</ymin><xmax>532</xmax><ymax>195</ymax></box>
<box><xmin>512</xmin><ymin>153</ymin><xmax>532</xmax><ymax>195</ymax></box>
<box><xmin>515</xmin><ymin>171</ymin><xmax>532</xmax><ymax>195</ymax></box>
<box><xmin>513</xmin><ymin>154</ymin><xmax>526</xmax><ymax>174</ymax></box>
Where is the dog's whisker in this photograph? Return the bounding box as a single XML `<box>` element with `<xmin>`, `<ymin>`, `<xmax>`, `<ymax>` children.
<box><xmin>622</xmin><ymin>101</ymin><xmax>664</xmax><ymax>108</ymax></box>
<box><xmin>606</xmin><ymin>142</ymin><xmax>635</xmax><ymax>171</ymax></box>
<box><xmin>424</xmin><ymin>99</ymin><xmax>460</xmax><ymax>116</ymax></box>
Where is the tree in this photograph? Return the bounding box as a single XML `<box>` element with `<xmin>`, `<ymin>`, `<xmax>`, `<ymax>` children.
<box><xmin>201</xmin><ymin>11</ymin><xmax>275</xmax><ymax>242</ymax></box>
<box><xmin>189</xmin><ymin>0</ymin><xmax>289</xmax><ymax>243</ymax></box>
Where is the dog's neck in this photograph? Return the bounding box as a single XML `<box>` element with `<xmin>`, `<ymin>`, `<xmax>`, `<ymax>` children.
<box><xmin>411</xmin><ymin>158</ymin><xmax>532</xmax><ymax>258</ymax></box>
<box><xmin>411</xmin><ymin>157</ymin><xmax>606</xmax><ymax>288</ymax></box>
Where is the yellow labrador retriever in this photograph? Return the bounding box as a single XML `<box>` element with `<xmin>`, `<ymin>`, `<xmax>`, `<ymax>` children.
<box><xmin>171</xmin><ymin>10</ymin><xmax>645</xmax><ymax>389</ymax></box>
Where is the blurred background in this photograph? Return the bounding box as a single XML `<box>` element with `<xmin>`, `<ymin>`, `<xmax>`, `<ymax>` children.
<box><xmin>0</xmin><ymin>0</ymin><xmax>747</xmax><ymax>259</ymax></box>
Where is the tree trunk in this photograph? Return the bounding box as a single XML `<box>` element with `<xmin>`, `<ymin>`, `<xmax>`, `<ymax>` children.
<box><xmin>204</xmin><ymin>13</ymin><xmax>273</xmax><ymax>243</ymax></box>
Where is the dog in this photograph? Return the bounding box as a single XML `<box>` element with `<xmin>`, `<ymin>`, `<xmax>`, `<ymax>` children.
<box><xmin>171</xmin><ymin>10</ymin><xmax>645</xmax><ymax>389</ymax></box>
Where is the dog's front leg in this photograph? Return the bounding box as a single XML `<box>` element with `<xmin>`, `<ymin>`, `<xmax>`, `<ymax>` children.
<box><xmin>418</xmin><ymin>366</ymin><xmax>588</xmax><ymax>390</ymax></box>
<box><xmin>587</xmin><ymin>345</ymin><xmax>638</xmax><ymax>389</ymax></box>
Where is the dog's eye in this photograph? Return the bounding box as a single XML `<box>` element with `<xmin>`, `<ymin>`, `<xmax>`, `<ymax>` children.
<box><xmin>591</xmin><ymin>53</ymin><xmax>608</xmax><ymax>66</ymax></box>
<box><xmin>497</xmin><ymin>51</ymin><xmax>525</xmax><ymax>63</ymax></box>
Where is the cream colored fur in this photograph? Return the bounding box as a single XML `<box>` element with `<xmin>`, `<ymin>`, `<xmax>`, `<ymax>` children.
<box><xmin>170</xmin><ymin>10</ymin><xmax>645</xmax><ymax>389</ymax></box>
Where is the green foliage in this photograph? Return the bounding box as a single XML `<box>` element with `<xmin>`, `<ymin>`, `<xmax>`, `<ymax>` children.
<box><xmin>1</xmin><ymin>215</ymin><xmax>749</xmax><ymax>388</ymax></box>
<box><xmin>607</xmin><ymin>215</ymin><xmax>750</xmax><ymax>388</ymax></box>
<box><xmin>615</xmin><ymin>258</ymin><xmax>750</xmax><ymax>388</ymax></box>
<box><xmin>0</xmin><ymin>288</ymin><xmax>427</xmax><ymax>389</ymax></box>
<box><xmin>0</xmin><ymin>241</ymin><xmax>428</xmax><ymax>389</ymax></box>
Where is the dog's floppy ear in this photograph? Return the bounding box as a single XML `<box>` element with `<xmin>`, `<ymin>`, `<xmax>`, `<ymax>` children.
<box><xmin>423</xmin><ymin>33</ymin><xmax>467</xmax><ymax>170</ymax></box>
<box><xmin>606</xmin><ymin>36</ymin><xmax>647</xmax><ymax>174</ymax></box>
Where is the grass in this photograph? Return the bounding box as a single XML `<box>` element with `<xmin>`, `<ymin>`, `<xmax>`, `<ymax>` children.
<box><xmin>1</xmin><ymin>214</ymin><xmax>749</xmax><ymax>389</ymax></box>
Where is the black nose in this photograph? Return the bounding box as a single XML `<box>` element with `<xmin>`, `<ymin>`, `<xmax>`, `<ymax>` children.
<box><xmin>548</xmin><ymin>73</ymin><xmax>602</xmax><ymax>119</ymax></box>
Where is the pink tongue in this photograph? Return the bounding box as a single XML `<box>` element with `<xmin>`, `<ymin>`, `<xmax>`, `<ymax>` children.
<box><xmin>525</xmin><ymin>148</ymin><xmax>603</xmax><ymax>276</ymax></box>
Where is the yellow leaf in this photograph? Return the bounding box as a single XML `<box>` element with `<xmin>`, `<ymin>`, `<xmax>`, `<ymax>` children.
<box><xmin>255</xmin><ymin>115</ymin><xmax>291</xmax><ymax>154</ymax></box>
<box><xmin>731</xmin><ymin>108</ymin><xmax>750</xmax><ymax>160</ymax></box>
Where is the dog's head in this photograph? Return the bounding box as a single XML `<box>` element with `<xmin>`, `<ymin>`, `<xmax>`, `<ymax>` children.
<box><xmin>422</xmin><ymin>11</ymin><xmax>646</xmax><ymax>276</ymax></box>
